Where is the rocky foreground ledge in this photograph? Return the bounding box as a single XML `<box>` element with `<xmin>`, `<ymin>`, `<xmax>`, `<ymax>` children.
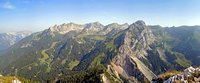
<box><xmin>0</xmin><ymin>75</ymin><xmax>21</xmax><ymax>83</ymax></box>
<box><xmin>152</xmin><ymin>67</ymin><xmax>200</xmax><ymax>83</ymax></box>
<box><xmin>0</xmin><ymin>74</ymin><xmax>37</xmax><ymax>83</ymax></box>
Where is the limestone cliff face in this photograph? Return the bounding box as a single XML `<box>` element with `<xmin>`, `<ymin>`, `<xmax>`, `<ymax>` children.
<box><xmin>111</xmin><ymin>21</ymin><xmax>157</xmax><ymax>82</ymax></box>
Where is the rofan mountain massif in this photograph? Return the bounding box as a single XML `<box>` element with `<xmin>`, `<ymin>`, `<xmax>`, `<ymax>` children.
<box><xmin>0</xmin><ymin>20</ymin><xmax>200</xmax><ymax>82</ymax></box>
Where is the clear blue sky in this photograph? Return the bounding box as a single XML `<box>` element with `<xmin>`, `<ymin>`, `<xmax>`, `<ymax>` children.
<box><xmin>0</xmin><ymin>0</ymin><xmax>200</xmax><ymax>32</ymax></box>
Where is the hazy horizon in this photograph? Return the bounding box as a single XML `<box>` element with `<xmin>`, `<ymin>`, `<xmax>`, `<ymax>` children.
<box><xmin>0</xmin><ymin>0</ymin><xmax>200</xmax><ymax>33</ymax></box>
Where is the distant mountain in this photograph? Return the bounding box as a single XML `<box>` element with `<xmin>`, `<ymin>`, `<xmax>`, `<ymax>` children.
<box><xmin>0</xmin><ymin>21</ymin><xmax>199</xmax><ymax>82</ymax></box>
<box><xmin>0</xmin><ymin>31</ymin><xmax>32</xmax><ymax>52</ymax></box>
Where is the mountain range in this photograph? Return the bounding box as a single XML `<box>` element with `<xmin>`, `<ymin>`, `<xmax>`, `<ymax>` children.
<box><xmin>0</xmin><ymin>31</ymin><xmax>32</xmax><ymax>52</ymax></box>
<box><xmin>0</xmin><ymin>21</ymin><xmax>199</xmax><ymax>82</ymax></box>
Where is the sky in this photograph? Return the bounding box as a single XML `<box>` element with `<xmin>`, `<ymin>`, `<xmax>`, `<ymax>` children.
<box><xmin>0</xmin><ymin>0</ymin><xmax>200</xmax><ymax>33</ymax></box>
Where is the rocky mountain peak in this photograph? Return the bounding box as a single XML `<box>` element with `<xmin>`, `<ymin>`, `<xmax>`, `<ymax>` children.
<box><xmin>106</xmin><ymin>23</ymin><xmax>129</xmax><ymax>28</ymax></box>
<box><xmin>121</xmin><ymin>23</ymin><xmax>129</xmax><ymax>26</ymax></box>
<box><xmin>93</xmin><ymin>21</ymin><xmax>103</xmax><ymax>26</ymax></box>
<box><xmin>84</xmin><ymin>22</ymin><xmax>104</xmax><ymax>31</ymax></box>
<box><xmin>107</xmin><ymin>23</ymin><xmax>120</xmax><ymax>27</ymax></box>
<box><xmin>103</xmin><ymin>23</ymin><xmax>120</xmax><ymax>31</ymax></box>
<box><xmin>132</xmin><ymin>21</ymin><xmax>154</xmax><ymax>51</ymax></box>
<box><xmin>128</xmin><ymin>20</ymin><xmax>146</xmax><ymax>30</ymax></box>
<box><xmin>111</xmin><ymin>21</ymin><xmax>156</xmax><ymax>82</ymax></box>
<box><xmin>135</xmin><ymin>20</ymin><xmax>146</xmax><ymax>26</ymax></box>
<box><xmin>65</xmin><ymin>22</ymin><xmax>81</xmax><ymax>27</ymax></box>
<box><xmin>48</xmin><ymin>22</ymin><xmax>84</xmax><ymax>34</ymax></box>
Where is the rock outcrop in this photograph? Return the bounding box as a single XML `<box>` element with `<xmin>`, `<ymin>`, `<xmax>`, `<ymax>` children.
<box><xmin>153</xmin><ymin>67</ymin><xmax>200</xmax><ymax>83</ymax></box>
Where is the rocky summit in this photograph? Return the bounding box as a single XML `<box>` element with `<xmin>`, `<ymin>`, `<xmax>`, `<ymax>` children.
<box><xmin>0</xmin><ymin>21</ymin><xmax>200</xmax><ymax>83</ymax></box>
